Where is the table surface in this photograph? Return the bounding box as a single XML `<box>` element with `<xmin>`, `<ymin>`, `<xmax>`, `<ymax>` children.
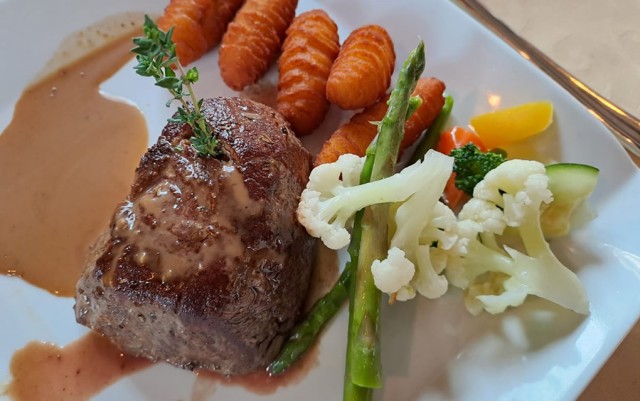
<box><xmin>477</xmin><ymin>1</ymin><xmax>640</xmax><ymax>399</ymax></box>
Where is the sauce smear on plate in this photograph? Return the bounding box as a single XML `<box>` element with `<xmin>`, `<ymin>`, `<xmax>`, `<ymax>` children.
<box><xmin>5</xmin><ymin>332</ymin><xmax>151</xmax><ymax>401</ymax></box>
<box><xmin>0</xmin><ymin>30</ymin><xmax>148</xmax><ymax>296</ymax></box>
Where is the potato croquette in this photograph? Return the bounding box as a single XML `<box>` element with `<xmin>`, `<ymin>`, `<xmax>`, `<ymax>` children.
<box><xmin>219</xmin><ymin>0</ymin><xmax>298</xmax><ymax>91</ymax></box>
<box><xmin>158</xmin><ymin>0</ymin><xmax>245</xmax><ymax>66</ymax></box>
<box><xmin>276</xmin><ymin>10</ymin><xmax>340</xmax><ymax>136</ymax></box>
<box><xmin>326</xmin><ymin>25</ymin><xmax>395</xmax><ymax>110</ymax></box>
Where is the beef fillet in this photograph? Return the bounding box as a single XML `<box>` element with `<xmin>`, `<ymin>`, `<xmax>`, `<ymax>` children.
<box><xmin>75</xmin><ymin>97</ymin><xmax>315</xmax><ymax>375</ymax></box>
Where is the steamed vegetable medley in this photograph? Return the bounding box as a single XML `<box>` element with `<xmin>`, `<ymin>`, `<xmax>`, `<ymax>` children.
<box><xmin>300</xmin><ymin>139</ymin><xmax>596</xmax><ymax>315</ymax></box>
<box><xmin>299</xmin><ymin>101</ymin><xmax>597</xmax><ymax>317</ymax></box>
<box><xmin>271</xmin><ymin>42</ymin><xmax>599</xmax><ymax>401</ymax></box>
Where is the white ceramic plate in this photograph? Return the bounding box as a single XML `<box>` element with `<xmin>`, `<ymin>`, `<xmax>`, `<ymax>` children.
<box><xmin>1</xmin><ymin>0</ymin><xmax>640</xmax><ymax>400</ymax></box>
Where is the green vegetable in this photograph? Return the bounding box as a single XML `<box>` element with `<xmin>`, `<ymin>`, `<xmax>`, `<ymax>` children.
<box><xmin>341</xmin><ymin>204</ymin><xmax>368</xmax><ymax>401</ymax></box>
<box><xmin>345</xmin><ymin>40</ymin><xmax>425</xmax><ymax>399</ymax></box>
<box><xmin>541</xmin><ymin>163</ymin><xmax>599</xmax><ymax>238</ymax></box>
<box><xmin>450</xmin><ymin>142</ymin><xmax>506</xmax><ymax>195</ymax></box>
<box><xmin>270</xmin><ymin>46</ymin><xmax>429</xmax><ymax>379</ymax></box>
<box><xmin>408</xmin><ymin>95</ymin><xmax>454</xmax><ymax>164</ymax></box>
<box><xmin>132</xmin><ymin>15</ymin><xmax>219</xmax><ymax>157</ymax></box>
<box><xmin>405</xmin><ymin>96</ymin><xmax>423</xmax><ymax>120</ymax></box>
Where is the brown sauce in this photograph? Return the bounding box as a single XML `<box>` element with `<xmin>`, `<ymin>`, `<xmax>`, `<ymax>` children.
<box><xmin>4</xmin><ymin>332</ymin><xmax>151</xmax><ymax>401</ymax></box>
<box><xmin>5</xmin><ymin>331</ymin><xmax>319</xmax><ymax>401</ymax></box>
<box><xmin>0</xmin><ymin>27</ymin><xmax>148</xmax><ymax>296</ymax></box>
<box><xmin>2</xmin><ymin>14</ymin><xmax>335</xmax><ymax>401</ymax></box>
<box><xmin>305</xmin><ymin>243</ymin><xmax>340</xmax><ymax>311</ymax></box>
<box><xmin>105</xmin><ymin>164</ymin><xmax>265</xmax><ymax>283</ymax></box>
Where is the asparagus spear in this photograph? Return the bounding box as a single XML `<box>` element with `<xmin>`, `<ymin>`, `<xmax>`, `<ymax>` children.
<box><xmin>268</xmin><ymin>42</ymin><xmax>427</xmax><ymax>391</ymax></box>
<box><xmin>408</xmin><ymin>95</ymin><xmax>454</xmax><ymax>164</ymax></box>
<box><xmin>268</xmin><ymin>91</ymin><xmax>432</xmax><ymax>375</ymax></box>
<box><xmin>342</xmin><ymin>143</ymin><xmax>376</xmax><ymax>401</ymax></box>
<box><xmin>346</xmin><ymin>40</ymin><xmax>426</xmax><ymax>396</ymax></box>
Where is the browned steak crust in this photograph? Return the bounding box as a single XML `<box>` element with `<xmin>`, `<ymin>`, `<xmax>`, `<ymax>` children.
<box><xmin>75</xmin><ymin>97</ymin><xmax>315</xmax><ymax>375</ymax></box>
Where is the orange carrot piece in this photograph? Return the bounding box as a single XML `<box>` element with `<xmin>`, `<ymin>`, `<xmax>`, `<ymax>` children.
<box><xmin>314</xmin><ymin>77</ymin><xmax>446</xmax><ymax>166</ymax></box>
<box><xmin>435</xmin><ymin>125</ymin><xmax>486</xmax><ymax>155</ymax></box>
<box><xmin>442</xmin><ymin>173</ymin><xmax>468</xmax><ymax>211</ymax></box>
<box><xmin>402</xmin><ymin>78</ymin><xmax>446</xmax><ymax>150</ymax></box>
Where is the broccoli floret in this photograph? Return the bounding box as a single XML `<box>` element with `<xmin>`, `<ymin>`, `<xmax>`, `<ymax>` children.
<box><xmin>450</xmin><ymin>143</ymin><xmax>507</xmax><ymax>196</ymax></box>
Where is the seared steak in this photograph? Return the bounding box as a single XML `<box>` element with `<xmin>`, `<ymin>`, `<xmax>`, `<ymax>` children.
<box><xmin>75</xmin><ymin>97</ymin><xmax>315</xmax><ymax>375</ymax></box>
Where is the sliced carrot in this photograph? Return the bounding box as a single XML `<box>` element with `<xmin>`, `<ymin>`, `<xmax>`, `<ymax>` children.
<box><xmin>314</xmin><ymin>77</ymin><xmax>445</xmax><ymax>166</ymax></box>
<box><xmin>436</xmin><ymin>126</ymin><xmax>486</xmax><ymax>210</ymax></box>
<box><xmin>402</xmin><ymin>78</ymin><xmax>447</xmax><ymax>151</ymax></box>
<box><xmin>436</xmin><ymin>125</ymin><xmax>486</xmax><ymax>155</ymax></box>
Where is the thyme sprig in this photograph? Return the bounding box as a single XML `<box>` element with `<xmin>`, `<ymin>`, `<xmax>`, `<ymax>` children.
<box><xmin>132</xmin><ymin>15</ymin><xmax>219</xmax><ymax>157</ymax></box>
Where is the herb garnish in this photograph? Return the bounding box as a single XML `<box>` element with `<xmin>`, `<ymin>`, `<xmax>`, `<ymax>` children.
<box><xmin>132</xmin><ymin>15</ymin><xmax>219</xmax><ymax>157</ymax></box>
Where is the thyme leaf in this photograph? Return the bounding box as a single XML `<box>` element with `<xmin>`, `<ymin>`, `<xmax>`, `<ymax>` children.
<box><xmin>132</xmin><ymin>15</ymin><xmax>219</xmax><ymax>157</ymax></box>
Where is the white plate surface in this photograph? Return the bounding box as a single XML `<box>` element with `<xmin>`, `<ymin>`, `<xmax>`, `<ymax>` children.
<box><xmin>1</xmin><ymin>0</ymin><xmax>640</xmax><ymax>400</ymax></box>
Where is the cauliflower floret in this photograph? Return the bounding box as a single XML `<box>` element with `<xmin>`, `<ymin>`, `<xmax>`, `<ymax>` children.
<box><xmin>371</xmin><ymin>247</ymin><xmax>415</xmax><ymax>294</ymax></box>
<box><xmin>473</xmin><ymin>159</ymin><xmax>553</xmax><ymax>226</ymax></box>
<box><xmin>458</xmin><ymin>198</ymin><xmax>506</xmax><ymax>236</ymax></box>
<box><xmin>411</xmin><ymin>244</ymin><xmax>449</xmax><ymax>299</ymax></box>
<box><xmin>445</xmin><ymin>159</ymin><xmax>588</xmax><ymax>315</ymax></box>
<box><xmin>371</xmin><ymin>150</ymin><xmax>454</xmax><ymax>300</ymax></box>
<box><xmin>455</xmin><ymin>239</ymin><xmax>589</xmax><ymax>315</ymax></box>
<box><xmin>423</xmin><ymin>202</ymin><xmax>459</xmax><ymax>277</ymax></box>
<box><xmin>442</xmin><ymin>237</ymin><xmax>470</xmax><ymax>288</ymax></box>
<box><xmin>465</xmin><ymin>271</ymin><xmax>525</xmax><ymax>315</ymax></box>
<box><xmin>421</xmin><ymin>201</ymin><xmax>459</xmax><ymax>251</ymax></box>
<box><xmin>307</xmin><ymin>153</ymin><xmax>364</xmax><ymax>195</ymax></box>
<box><xmin>297</xmin><ymin>152</ymin><xmax>447</xmax><ymax>250</ymax></box>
